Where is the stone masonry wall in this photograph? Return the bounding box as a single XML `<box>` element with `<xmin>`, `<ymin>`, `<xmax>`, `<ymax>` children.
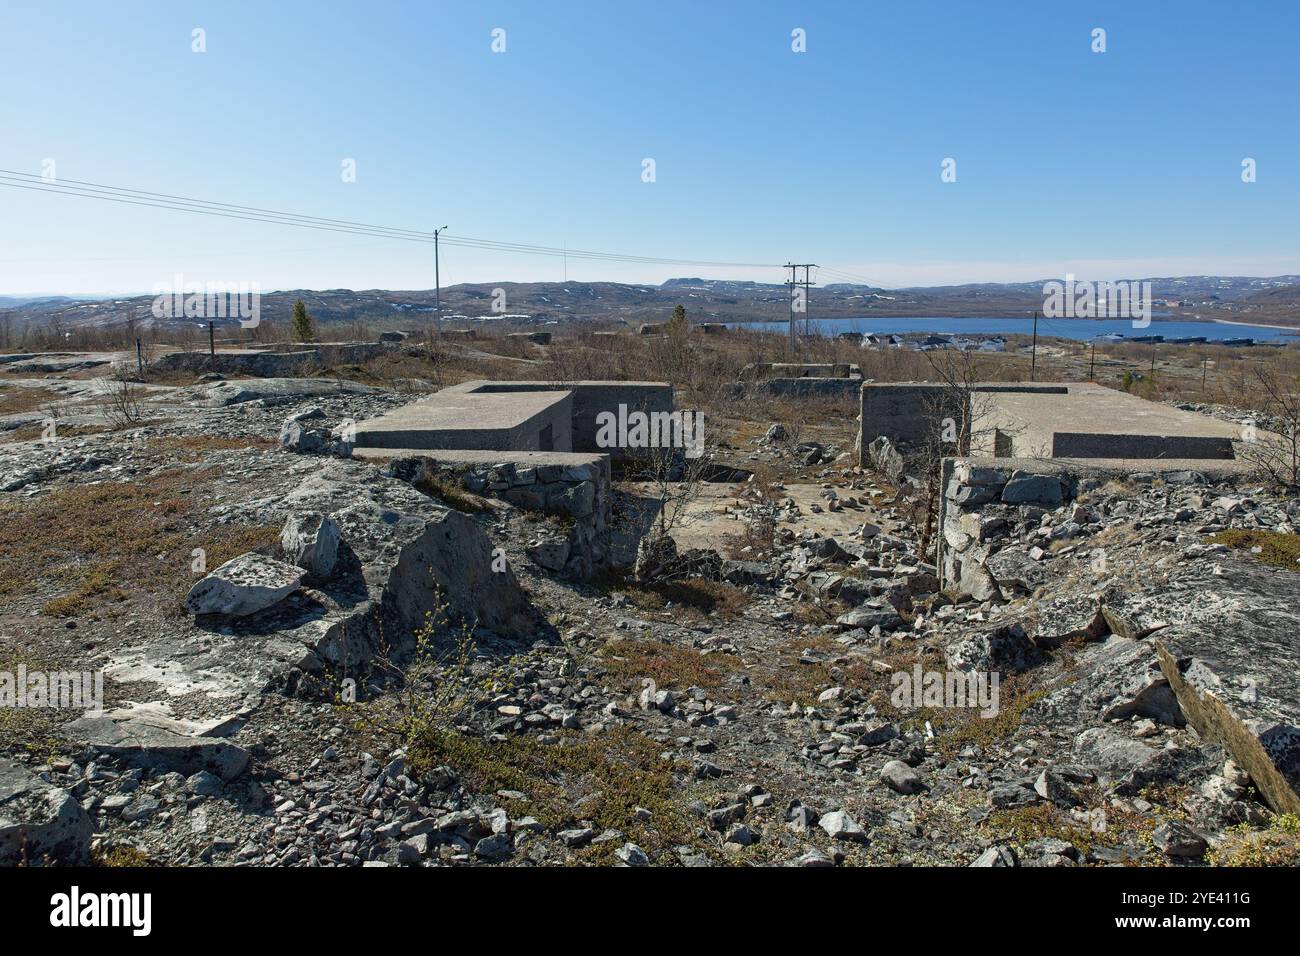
<box><xmin>385</xmin><ymin>456</ymin><xmax>611</xmax><ymax>579</ymax></box>
<box><xmin>937</xmin><ymin>460</ymin><xmax>1079</xmax><ymax>600</ymax></box>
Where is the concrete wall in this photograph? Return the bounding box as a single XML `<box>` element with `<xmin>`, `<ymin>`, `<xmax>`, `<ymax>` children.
<box><xmin>740</xmin><ymin>362</ymin><xmax>860</xmax><ymax>380</ymax></box>
<box><xmin>859</xmin><ymin>383</ymin><xmax>967</xmax><ymax>460</ymax></box>
<box><xmin>746</xmin><ymin>378</ymin><xmax>864</xmax><ymax>401</ymax></box>
<box><xmin>1051</xmin><ymin>432</ymin><xmax>1235</xmax><ymax>459</ymax></box>
<box><xmin>862</xmin><ymin>381</ymin><xmax>1240</xmax><ymax>465</ymax></box>
<box><xmin>466</xmin><ymin>381</ymin><xmax>673</xmax><ymax>456</ymax></box>
<box><xmin>151</xmin><ymin>342</ymin><xmax>388</xmax><ymax>376</ymax></box>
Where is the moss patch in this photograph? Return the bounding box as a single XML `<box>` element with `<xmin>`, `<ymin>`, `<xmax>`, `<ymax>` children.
<box><xmin>1207</xmin><ymin>529</ymin><xmax>1300</xmax><ymax>571</ymax></box>
<box><xmin>408</xmin><ymin>725</ymin><xmax>703</xmax><ymax>862</ymax></box>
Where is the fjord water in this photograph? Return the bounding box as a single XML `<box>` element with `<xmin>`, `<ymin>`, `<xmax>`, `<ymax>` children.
<box><xmin>730</xmin><ymin>316</ymin><xmax>1297</xmax><ymax>342</ymax></box>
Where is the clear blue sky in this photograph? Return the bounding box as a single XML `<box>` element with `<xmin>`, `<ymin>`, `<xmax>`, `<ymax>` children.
<box><xmin>2</xmin><ymin>0</ymin><xmax>1297</xmax><ymax>295</ymax></box>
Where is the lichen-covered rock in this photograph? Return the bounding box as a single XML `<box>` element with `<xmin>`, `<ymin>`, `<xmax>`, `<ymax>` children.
<box><xmin>0</xmin><ymin>758</ymin><xmax>93</xmax><ymax>866</ymax></box>
<box><xmin>945</xmin><ymin>620</ymin><xmax>1040</xmax><ymax>673</ymax></box>
<box><xmin>185</xmin><ymin>552</ymin><xmax>304</xmax><ymax>617</ymax></box>
<box><xmin>281</xmin><ymin>512</ymin><xmax>341</xmax><ymax>578</ymax></box>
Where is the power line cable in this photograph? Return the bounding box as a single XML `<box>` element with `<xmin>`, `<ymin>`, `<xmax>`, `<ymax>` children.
<box><xmin>0</xmin><ymin>170</ymin><xmax>781</xmax><ymax>269</ymax></box>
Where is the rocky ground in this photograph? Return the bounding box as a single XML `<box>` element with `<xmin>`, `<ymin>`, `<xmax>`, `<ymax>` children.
<box><xmin>2</xmin><ymin>374</ymin><xmax>1298</xmax><ymax>868</ymax></box>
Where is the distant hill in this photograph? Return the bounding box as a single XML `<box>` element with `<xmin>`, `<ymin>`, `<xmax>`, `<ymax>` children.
<box><xmin>0</xmin><ymin>295</ymin><xmax>87</xmax><ymax>309</ymax></box>
<box><xmin>4</xmin><ymin>276</ymin><xmax>1299</xmax><ymax>332</ymax></box>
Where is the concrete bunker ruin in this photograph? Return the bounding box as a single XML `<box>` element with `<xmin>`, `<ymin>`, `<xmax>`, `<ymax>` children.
<box><xmin>350</xmin><ymin>380</ymin><xmax>674</xmax><ymax>577</ymax></box>
<box><xmin>859</xmin><ymin>381</ymin><xmax>1243</xmax><ymax>465</ymax></box>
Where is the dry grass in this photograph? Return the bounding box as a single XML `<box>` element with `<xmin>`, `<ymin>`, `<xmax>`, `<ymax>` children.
<box><xmin>407</xmin><ymin>724</ymin><xmax>703</xmax><ymax>862</ymax></box>
<box><xmin>0</xmin><ymin>385</ymin><xmax>62</xmax><ymax>416</ymax></box>
<box><xmin>0</xmin><ymin>647</ymin><xmax>66</xmax><ymax>756</ymax></box>
<box><xmin>413</xmin><ymin>470</ymin><xmax>493</xmax><ymax>513</ymax></box>
<box><xmin>1210</xmin><ymin>815</ymin><xmax>1300</xmax><ymax>866</ymax></box>
<box><xmin>0</xmin><ymin>422</ymin><xmax>113</xmax><ymax>444</ymax></box>
<box><xmin>756</xmin><ymin>634</ymin><xmax>890</xmax><ymax>707</ymax></box>
<box><xmin>146</xmin><ymin>435</ymin><xmax>278</xmax><ymax>460</ymax></box>
<box><xmin>599</xmin><ymin>637</ymin><xmax>738</xmax><ymax>691</ymax></box>
<box><xmin>902</xmin><ymin>676</ymin><xmax>1046</xmax><ymax>757</ymax></box>
<box><xmin>619</xmin><ymin>578</ymin><xmax>752</xmax><ymax>620</ymax></box>
<box><xmin>0</xmin><ymin>468</ymin><xmax>279</xmax><ymax>619</ymax></box>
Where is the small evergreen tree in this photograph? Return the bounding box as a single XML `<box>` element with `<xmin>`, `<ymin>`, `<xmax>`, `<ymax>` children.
<box><xmin>667</xmin><ymin>303</ymin><xmax>688</xmax><ymax>337</ymax></box>
<box><xmin>291</xmin><ymin>298</ymin><xmax>317</xmax><ymax>342</ymax></box>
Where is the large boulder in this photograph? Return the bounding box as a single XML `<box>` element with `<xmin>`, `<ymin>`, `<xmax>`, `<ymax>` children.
<box><xmin>527</xmin><ymin>536</ymin><xmax>571</xmax><ymax>572</ymax></box>
<box><xmin>946</xmin><ymin>620</ymin><xmax>1041</xmax><ymax>673</ymax></box>
<box><xmin>0</xmin><ymin>758</ymin><xmax>93</xmax><ymax>865</ymax></box>
<box><xmin>279</xmin><ymin>412</ymin><xmax>330</xmax><ymax>454</ymax></box>
<box><xmin>983</xmin><ymin>548</ymin><xmax>1051</xmax><ymax>596</ymax></box>
<box><xmin>281</xmin><ymin>512</ymin><xmax>341</xmax><ymax>578</ymax></box>
<box><xmin>1087</xmin><ymin>556</ymin><xmax>1300</xmax><ymax>815</ymax></box>
<box><xmin>185</xmin><ymin>552</ymin><xmax>304</xmax><ymax>617</ymax></box>
<box><xmin>1071</xmin><ymin>727</ymin><xmax>1160</xmax><ymax>784</ymax></box>
<box><xmin>957</xmin><ymin>552</ymin><xmax>1003</xmax><ymax>602</ymax></box>
<box><xmin>867</xmin><ymin>436</ymin><xmax>905</xmax><ymax>481</ymax></box>
<box><xmin>1035</xmin><ymin>637</ymin><xmax>1184</xmax><ymax>728</ymax></box>
<box><xmin>336</xmin><ymin>500</ymin><xmax>532</xmax><ymax>639</ymax></box>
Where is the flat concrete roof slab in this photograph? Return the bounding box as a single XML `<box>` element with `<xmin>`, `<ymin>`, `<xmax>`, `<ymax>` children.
<box><xmin>982</xmin><ymin>383</ymin><xmax>1242</xmax><ymax>460</ymax></box>
<box><xmin>359</xmin><ymin>389</ymin><xmax>571</xmax><ymax>434</ymax></box>
<box><xmin>985</xmin><ymin>383</ymin><xmax>1240</xmax><ymax>439</ymax></box>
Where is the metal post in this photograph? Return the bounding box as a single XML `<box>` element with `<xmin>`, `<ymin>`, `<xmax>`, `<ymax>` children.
<box><xmin>208</xmin><ymin>321</ymin><xmax>215</xmax><ymax>356</ymax></box>
<box><xmin>136</xmin><ymin>337</ymin><xmax>144</xmax><ymax>376</ymax></box>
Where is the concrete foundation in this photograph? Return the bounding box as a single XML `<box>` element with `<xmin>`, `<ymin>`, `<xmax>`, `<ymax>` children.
<box><xmin>735</xmin><ymin>363</ymin><xmax>864</xmax><ymax>400</ymax></box>
<box><xmin>860</xmin><ymin>381</ymin><xmax>1244</xmax><ymax>465</ymax></box>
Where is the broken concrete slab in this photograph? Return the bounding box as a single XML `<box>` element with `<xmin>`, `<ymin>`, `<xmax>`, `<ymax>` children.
<box><xmin>0</xmin><ymin>758</ymin><xmax>93</xmax><ymax>866</ymax></box>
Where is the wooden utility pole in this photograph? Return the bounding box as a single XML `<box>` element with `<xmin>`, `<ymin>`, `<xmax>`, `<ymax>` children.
<box><xmin>433</xmin><ymin>225</ymin><xmax>448</xmax><ymax>337</ymax></box>
<box><xmin>1030</xmin><ymin>310</ymin><xmax>1039</xmax><ymax>381</ymax></box>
